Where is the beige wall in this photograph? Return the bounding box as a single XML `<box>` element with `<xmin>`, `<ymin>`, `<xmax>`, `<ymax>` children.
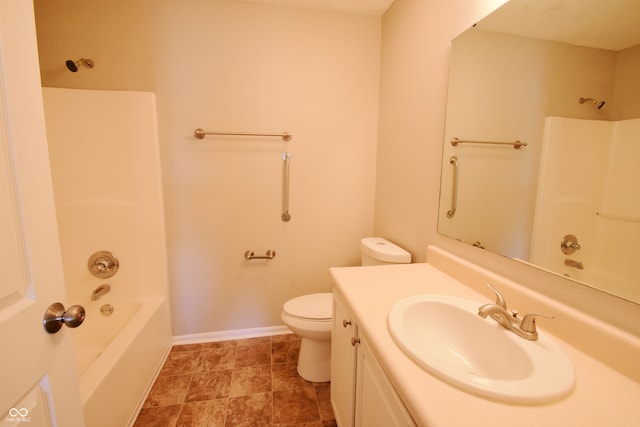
<box><xmin>34</xmin><ymin>0</ymin><xmax>640</xmax><ymax>337</ymax></box>
<box><xmin>34</xmin><ymin>0</ymin><xmax>156</xmax><ymax>91</ymax></box>
<box><xmin>375</xmin><ymin>0</ymin><xmax>509</xmax><ymax>261</ymax></box>
<box><xmin>613</xmin><ymin>44</ymin><xmax>640</xmax><ymax>120</ymax></box>
<box><xmin>35</xmin><ymin>0</ymin><xmax>380</xmax><ymax>336</ymax></box>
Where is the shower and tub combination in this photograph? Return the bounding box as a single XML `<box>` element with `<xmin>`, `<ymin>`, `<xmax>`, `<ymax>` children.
<box><xmin>530</xmin><ymin>115</ymin><xmax>640</xmax><ymax>301</ymax></box>
<box><xmin>42</xmin><ymin>88</ymin><xmax>172</xmax><ymax>427</ymax></box>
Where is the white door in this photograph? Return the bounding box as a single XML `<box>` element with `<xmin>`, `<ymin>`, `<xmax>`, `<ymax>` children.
<box><xmin>0</xmin><ymin>1</ymin><xmax>84</xmax><ymax>426</ymax></box>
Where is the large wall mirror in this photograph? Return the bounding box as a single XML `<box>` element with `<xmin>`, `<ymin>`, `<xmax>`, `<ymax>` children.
<box><xmin>438</xmin><ymin>0</ymin><xmax>640</xmax><ymax>304</ymax></box>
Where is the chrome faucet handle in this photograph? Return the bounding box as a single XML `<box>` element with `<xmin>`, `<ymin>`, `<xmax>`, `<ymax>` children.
<box><xmin>486</xmin><ymin>283</ymin><xmax>507</xmax><ymax>309</ymax></box>
<box><xmin>520</xmin><ymin>313</ymin><xmax>555</xmax><ymax>333</ymax></box>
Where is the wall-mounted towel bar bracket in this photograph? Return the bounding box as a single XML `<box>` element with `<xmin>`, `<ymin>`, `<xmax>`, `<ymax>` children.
<box><xmin>194</xmin><ymin>128</ymin><xmax>292</xmax><ymax>141</ymax></box>
<box><xmin>244</xmin><ymin>249</ymin><xmax>276</xmax><ymax>260</ymax></box>
<box><xmin>451</xmin><ymin>137</ymin><xmax>527</xmax><ymax>149</ymax></box>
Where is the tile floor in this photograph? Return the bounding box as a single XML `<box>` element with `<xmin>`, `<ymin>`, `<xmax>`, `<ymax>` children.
<box><xmin>133</xmin><ymin>334</ymin><xmax>337</xmax><ymax>426</ymax></box>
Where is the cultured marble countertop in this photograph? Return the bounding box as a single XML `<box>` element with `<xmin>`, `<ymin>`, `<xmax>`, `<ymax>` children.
<box><xmin>330</xmin><ymin>249</ymin><xmax>640</xmax><ymax>427</ymax></box>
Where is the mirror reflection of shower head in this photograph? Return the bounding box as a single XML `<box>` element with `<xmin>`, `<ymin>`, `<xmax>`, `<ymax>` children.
<box><xmin>579</xmin><ymin>97</ymin><xmax>605</xmax><ymax>109</ymax></box>
<box><xmin>65</xmin><ymin>58</ymin><xmax>95</xmax><ymax>73</ymax></box>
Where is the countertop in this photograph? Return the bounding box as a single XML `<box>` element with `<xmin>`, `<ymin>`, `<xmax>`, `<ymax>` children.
<box><xmin>330</xmin><ymin>249</ymin><xmax>640</xmax><ymax>427</ymax></box>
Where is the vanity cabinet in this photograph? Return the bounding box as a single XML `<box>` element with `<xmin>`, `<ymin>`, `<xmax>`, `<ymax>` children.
<box><xmin>355</xmin><ymin>339</ymin><xmax>416</xmax><ymax>426</ymax></box>
<box><xmin>331</xmin><ymin>296</ymin><xmax>416</xmax><ymax>427</ymax></box>
<box><xmin>331</xmin><ymin>298</ymin><xmax>357</xmax><ymax>426</ymax></box>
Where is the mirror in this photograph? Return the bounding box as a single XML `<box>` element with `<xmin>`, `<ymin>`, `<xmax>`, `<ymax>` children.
<box><xmin>438</xmin><ymin>0</ymin><xmax>640</xmax><ymax>304</ymax></box>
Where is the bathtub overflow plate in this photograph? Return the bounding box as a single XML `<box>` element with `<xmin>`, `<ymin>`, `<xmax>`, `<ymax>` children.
<box><xmin>100</xmin><ymin>304</ymin><xmax>114</xmax><ymax>316</ymax></box>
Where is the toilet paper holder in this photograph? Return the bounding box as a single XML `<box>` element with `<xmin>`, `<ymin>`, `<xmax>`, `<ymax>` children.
<box><xmin>244</xmin><ymin>249</ymin><xmax>276</xmax><ymax>260</ymax></box>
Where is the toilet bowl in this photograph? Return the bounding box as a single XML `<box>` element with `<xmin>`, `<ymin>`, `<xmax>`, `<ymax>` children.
<box><xmin>281</xmin><ymin>292</ymin><xmax>333</xmax><ymax>382</ymax></box>
<box><xmin>281</xmin><ymin>237</ymin><xmax>410</xmax><ymax>382</ymax></box>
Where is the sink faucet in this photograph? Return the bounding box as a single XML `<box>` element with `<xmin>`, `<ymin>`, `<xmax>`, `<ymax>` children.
<box><xmin>91</xmin><ymin>284</ymin><xmax>111</xmax><ymax>301</ymax></box>
<box><xmin>477</xmin><ymin>284</ymin><xmax>553</xmax><ymax>341</ymax></box>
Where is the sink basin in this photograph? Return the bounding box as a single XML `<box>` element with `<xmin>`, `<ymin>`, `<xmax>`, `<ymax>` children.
<box><xmin>387</xmin><ymin>294</ymin><xmax>575</xmax><ymax>404</ymax></box>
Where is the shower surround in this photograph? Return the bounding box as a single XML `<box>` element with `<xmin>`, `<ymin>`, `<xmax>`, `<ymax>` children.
<box><xmin>42</xmin><ymin>88</ymin><xmax>172</xmax><ymax>427</ymax></box>
<box><xmin>530</xmin><ymin>117</ymin><xmax>640</xmax><ymax>302</ymax></box>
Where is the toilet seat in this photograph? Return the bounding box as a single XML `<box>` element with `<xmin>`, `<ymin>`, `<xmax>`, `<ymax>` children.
<box><xmin>282</xmin><ymin>293</ymin><xmax>332</xmax><ymax>320</ymax></box>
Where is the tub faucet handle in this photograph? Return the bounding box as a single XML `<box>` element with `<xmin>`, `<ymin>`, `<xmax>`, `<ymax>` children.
<box><xmin>96</xmin><ymin>260</ymin><xmax>109</xmax><ymax>271</ymax></box>
<box><xmin>88</xmin><ymin>251</ymin><xmax>119</xmax><ymax>278</ymax></box>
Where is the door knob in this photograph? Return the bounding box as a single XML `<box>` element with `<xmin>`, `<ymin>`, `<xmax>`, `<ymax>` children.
<box><xmin>43</xmin><ymin>302</ymin><xmax>86</xmax><ymax>333</ymax></box>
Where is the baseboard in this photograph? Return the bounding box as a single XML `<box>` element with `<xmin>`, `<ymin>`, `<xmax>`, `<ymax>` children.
<box><xmin>173</xmin><ymin>324</ymin><xmax>293</xmax><ymax>345</ymax></box>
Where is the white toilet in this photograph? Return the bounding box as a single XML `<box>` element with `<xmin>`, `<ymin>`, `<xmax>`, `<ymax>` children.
<box><xmin>281</xmin><ymin>237</ymin><xmax>411</xmax><ymax>382</ymax></box>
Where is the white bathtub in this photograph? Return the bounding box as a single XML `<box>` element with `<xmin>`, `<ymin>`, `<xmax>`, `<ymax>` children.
<box><xmin>43</xmin><ymin>88</ymin><xmax>172</xmax><ymax>426</ymax></box>
<box><xmin>73</xmin><ymin>296</ymin><xmax>172</xmax><ymax>427</ymax></box>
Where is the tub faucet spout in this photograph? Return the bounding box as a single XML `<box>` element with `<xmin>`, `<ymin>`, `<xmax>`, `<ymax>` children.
<box><xmin>91</xmin><ymin>284</ymin><xmax>111</xmax><ymax>301</ymax></box>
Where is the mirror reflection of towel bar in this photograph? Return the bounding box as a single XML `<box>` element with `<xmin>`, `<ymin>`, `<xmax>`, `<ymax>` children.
<box><xmin>451</xmin><ymin>137</ymin><xmax>527</xmax><ymax>149</ymax></box>
<box><xmin>447</xmin><ymin>156</ymin><xmax>459</xmax><ymax>218</ymax></box>
<box><xmin>244</xmin><ymin>250</ymin><xmax>276</xmax><ymax>260</ymax></box>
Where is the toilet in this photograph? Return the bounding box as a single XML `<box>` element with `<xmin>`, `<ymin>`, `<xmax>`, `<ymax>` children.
<box><xmin>281</xmin><ymin>237</ymin><xmax>411</xmax><ymax>382</ymax></box>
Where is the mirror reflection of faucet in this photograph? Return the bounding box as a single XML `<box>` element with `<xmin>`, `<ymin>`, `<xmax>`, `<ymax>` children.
<box><xmin>91</xmin><ymin>284</ymin><xmax>111</xmax><ymax>301</ymax></box>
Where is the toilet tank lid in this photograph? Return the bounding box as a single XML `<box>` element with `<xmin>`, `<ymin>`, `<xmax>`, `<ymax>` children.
<box><xmin>283</xmin><ymin>293</ymin><xmax>333</xmax><ymax>319</ymax></box>
<box><xmin>361</xmin><ymin>237</ymin><xmax>411</xmax><ymax>263</ymax></box>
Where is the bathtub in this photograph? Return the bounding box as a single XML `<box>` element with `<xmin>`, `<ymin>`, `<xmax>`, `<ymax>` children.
<box><xmin>72</xmin><ymin>296</ymin><xmax>172</xmax><ymax>427</ymax></box>
<box><xmin>42</xmin><ymin>88</ymin><xmax>172</xmax><ymax>426</ymax></box>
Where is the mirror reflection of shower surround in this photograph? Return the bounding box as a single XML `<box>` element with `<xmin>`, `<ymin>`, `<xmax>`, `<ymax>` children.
<box><xmin>65</xmin><ymin>58</ymin><xmax>95</xmax><ymax>72</ymax></box>
<box><xmin>579</xmin><ymin>97</ymin><xmax>606</xmax><ymax>109</ymax></box>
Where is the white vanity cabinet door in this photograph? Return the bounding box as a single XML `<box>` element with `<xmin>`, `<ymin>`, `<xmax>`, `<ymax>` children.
<box><xmin>331</xmin><ymin>298</ymin><xmax>358</xmax><ymax>427</ymax></box>
<box><xmin>331</xmin><ymin>295</ymin><xmax>416</xmax><ymax>427</ymax></box>
<box><xmin>355</xmin><ymin>339</ymin><xmax>417</xmax><ymax>427</ymax></box>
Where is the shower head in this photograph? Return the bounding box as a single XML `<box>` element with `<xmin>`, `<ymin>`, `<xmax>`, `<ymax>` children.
<box><xmin>579</xmin><ymin>97</ymin><xmax>605</xmax><ymax>110</ymax></box>
<box><xmin>65</xmin><ymin>58</ymin><xmax>95</xmax><ymax>73</ymax></box>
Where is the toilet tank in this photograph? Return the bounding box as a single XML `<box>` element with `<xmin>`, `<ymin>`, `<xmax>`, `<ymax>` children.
<box><xmin>360</xmin><ymin>237</ymin><xmax>411</xmax><ymax>266</ymax></box>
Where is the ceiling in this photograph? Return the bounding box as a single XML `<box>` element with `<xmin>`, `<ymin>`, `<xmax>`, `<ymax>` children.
<box><xmin>478</xmin><ymin>0</ymin><xmax>640</xmax><ymax>51</ymax></box>
<box><xmin>234</xmin><ymin>0</ymin><xmax>395</xmax><ymax>16</ymax></box>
